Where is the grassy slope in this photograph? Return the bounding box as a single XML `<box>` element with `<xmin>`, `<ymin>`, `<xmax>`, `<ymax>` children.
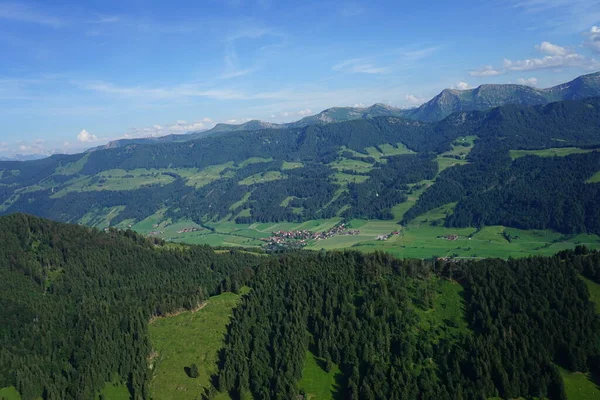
<box><xmin>510</xmin><ymin>147</ymin><xmax>599</xmax><ymax>160</ymax></box>
<box><xmin>96</xmin><ymin>376</ymin><xmax>130</xmax><ymax>400</ymax></box>
<box><xmin>411</xmin><ymin>277</ymin><xmax>469</xmax><ymax>343</ymax></box>
<box><xmin>0</xmin><ymin>387</ymin><xmax>21</xmax><ymax>400</ymax></box>
<box><xmin>148</xmin><ymin>288</ymin><xmax>250</xmax><ymax>400</ymax></box>
<box><xmin>560</xmin><ymin>367</ymin><xmax>599</xmax><ymax>400</ymax></box>
<box><xmin>586</xmin><ymin>171</ymin><xmax>600</xmax><ymax>184</ymax></box>
<box><xmin>298</xmin><ymin>351</ymin><xmax>343</xmax><ymax>400</ymax></box>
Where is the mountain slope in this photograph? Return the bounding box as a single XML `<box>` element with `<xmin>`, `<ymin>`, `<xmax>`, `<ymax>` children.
<box><xmin>93</xmin><ymin>104</ymin><xmax>406</xmax><ymax>150</ymax></box>
<box><xmin>2</xmin><ymin>98</ymin><xmax>600</xmax><ymax>236</ymax></box>
<box><xmin>92</xmin><ymin>72</ymin><xmax>600</xmax><ymax>151</ymax></box>
<box><xmin>406</xmin><ymin>71</ymin><xmax>600</xmax><ymax>121</ymax></box>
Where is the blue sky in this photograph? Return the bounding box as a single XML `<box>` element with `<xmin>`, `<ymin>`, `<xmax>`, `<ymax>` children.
<box><xmin>0</xmin><ymin>0</ymin><xmax>599</xmax><ymax>157</ymax></box>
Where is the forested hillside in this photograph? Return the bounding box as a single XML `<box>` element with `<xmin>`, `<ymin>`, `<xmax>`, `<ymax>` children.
<box><xmin>0</xmin><ymin>214</ymin><xmax>257</xmax><ymax>399</ymax></box>
<box><xmin>1</xmin><ymin>214</ymin><xmax>599</xmax><ymax>399</ymax></box>
<box><xmin>2</xmin><ymin>98</ymin><xmax>600</xmax><ymax>240</ymax></box>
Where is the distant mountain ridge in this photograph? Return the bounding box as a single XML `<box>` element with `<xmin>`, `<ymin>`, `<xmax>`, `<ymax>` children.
<box><xmin>92</xmin><ymin>103</ymin><xmax>407</xmax><ymax>150</ymax></box>
<box><xmin>92</xmin><ymin>71</ymin><xmax>600</xmax><ymax>151</ymax></box>
<box><xmin>0</xmin><ymin>154</ymin><xmax>50</xmax><ymax>162</ymax></box>
<box><xmin>406</xmin><ymin>71</ymin><xmax>600</xmax><ymax>121</ymax></box>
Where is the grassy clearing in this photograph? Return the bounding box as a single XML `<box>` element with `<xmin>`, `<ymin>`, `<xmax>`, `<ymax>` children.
<box><xmin>78</xmin><ymin>206</ymin><xmax>126</xmax><ymax>228</ymax></box>
<box><xmin>435</xmin><ymin>156</ymin><xmax>469</xmax><ymax>172</ymax></box>
<box><xmin>509</xmin><ymin>147</ymin><xmax>599</xmax><ymax>160</ymax></box>
<box><xmin>582</xmin><ymin>276</ymin><xmax>600</xmax><ymax>314</ymax></box>
<box><xmin>333</xmin><ymin>172</ymin><xmax>369</xmax><ymax>185</ymax></box>
<box><xmin>0</xmin><ymin>387</ymin><xmax>21</xmax><ymax>400</ymax></box>
<box><xmin>411</xmin><ymin>277</ymin><xmax>469</xmax><ymax>343</ymax></box>
<box><xmin>149</xmin><ymin>288</ymin><xmax>250</xmax><ymax>400</ymax></box>
<box><xmin>559</xmin><ymin>367</ymin><xmax>599</xmax><ymax>400</ymax></box>
<box><xmin>237</xmin><ymin>157</ymin><xmax>273</xmax><ymax>168</ymax></box>
<box><xmin>586</xmin><ymin>171</ymin><xmax>600</xmax><ymax>184</ymax></box>
<box><xmin>440</xmin><ymin>136</ymin><xmax>476</xmax><ymax>158</ymax></box>
<box><xmin>52</xmin><ymin>170</ymin><xmax>176</xmax><ymax>197</ymax></box>
<box><xmin>281</xmin><ymin>161</ymin><xmax>304</xmax><ymax>170</ymax></box>
<box><xmin>230</xmin><ymin>191</ymin><xmax>252</xmax><ymax>210</ymax></box>
<box><xmin>298</xmin><ymin>350</ymin><xmax>342</xmax><ymax>400</ymax></box>
<box><xmin>96</xmin><ymin>376</ymin><xmax>130</xmax><ymax>400</ymax></box>
<box><xmin>239</xmin><ymin>171</ymin><xmax>285</xmax><ymax>185</ymax></box>
<box><xmin>328</xmin><ymin>158</ymin><xmax>374</xmax><ymax>174</ymax></box>
<box><xmin>186</xmin><ymin>163</ymin><xmax>234</xmax><ymax>188</ymax></box>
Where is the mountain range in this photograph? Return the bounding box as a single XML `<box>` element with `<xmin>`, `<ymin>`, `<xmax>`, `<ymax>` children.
<box><xmin>94</xmin><ymin>71</ymin><xmax>600</xmax><ymax>151</ymax></box>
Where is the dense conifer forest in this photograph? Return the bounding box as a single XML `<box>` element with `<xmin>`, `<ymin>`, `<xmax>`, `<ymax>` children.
<box><xmin>1</xmin><ymin>214</ymin><xmax>599</xmax><ymax>399</ymax></box>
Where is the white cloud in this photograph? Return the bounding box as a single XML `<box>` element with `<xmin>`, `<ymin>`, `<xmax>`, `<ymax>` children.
<box><xmin>452</xmin><ymin>81</ymin><xmax>471</xmax><ymax>90</ymax></box>
<box><xmin>297</xmin><ymin>108</ymin><xmax>312</xmax><ymax>116</ymax></box>
<box><xmin>469</xmin><ymin>65</ymin><xmax>503</xmax><ymax>77</ymax></box>
<box><xmin>15</xmin><ymin>140</ymin><xmax>48</xmax><ymax>155</ymax></box>
<box><xmin>517</xmin><ymin>77</ymin><xmax>538</xmax><ymax>86</ymax></box>
<box><xmin>332</xmin><ymin>58</ymin><xmax>389</xmax><ymax>74</ymax></box>
<box><xmin>225</xmin><ymin>118</ymin><xmax>252</xmax><ymax>124</ymax></box>
<box><xmin>353</xmin><ymin>103</ymin><xmax>365</xmax><ymax>108</ymax></box>
<box><xmin>124</xmin><ymin>118</ymin><xmax>216</xmax><ymax>139</ymax></box>
<box><xmin>0</xmin><ymin>2</ymin><xmax>62</xmax><ymax>27</ymax></box>
<box><xmin>584</xmin><ymin>25</ymin><xmax>600</xmax><ymax>53</ymax></box>
<box><xmin>77</xmin><ymin>129</ymin><xmax>98</xmax><ymax>142</ymax></box>
<box><xmin>503</xmin><ymin>53</ymin><xmax>590</xmax><ymax>71</ymax></box>
<box><xmin>405</xmin><ymin>94</ymin><xmax>425</xmax><ymax>105</ymax></box>
<box><xmin>535</xmin><ymin>41</ymin><xmax>570</xmax><ymax>56</ymax></box>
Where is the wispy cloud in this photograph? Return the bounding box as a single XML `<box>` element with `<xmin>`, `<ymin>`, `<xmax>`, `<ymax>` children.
<box><xmin>402</xmin><ymin>46</ymin><xmax>440</xmax><ymax>61</ymax></box>
<box><xmin>76</xmin><ymin>80</ymin><xmax>286</xmax><ymax>102</ymax></box>
<box><xmin>508</xmin><ymin>0</ymin><xmax>600</xmax><ymax>32</ymax></box>
<box><xmin>332</xmin><ymin>58</ymin><xmax>389</xmax><ymax>74</ymax></box>
<box><xmin>219</xmin><ymin>26</ymin><xmax>283</xmax><ymax>80</ymax></box>
<box><xmin>339</xmin><ymin>2</ymin><xmax>365</xmax><ymax>17</ymax></box>
<box><xmin>0</xmin><ymin>2</ymin><xmax>63</xmax><ymax>27</ymax></box>
<box><xmin>123</xmin><ymin>118</ymin><xmax>215</xmax><ymax>139</ymax></box>
<box><xmin>469</xmin><ymin>65</ymin><xmax>503</xmax><ymax>77</ymax></box>
<box><xmin>91</xmin><ymin>14</ymin><xmax>120</xmax><ymax>24</ymax></box>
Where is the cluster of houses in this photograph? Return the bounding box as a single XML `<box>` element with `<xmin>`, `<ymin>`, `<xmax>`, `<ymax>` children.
<box><xmin>376</xmin><ymin>231</ymin><xmax>401</xmax><ymax>241</ymax></box>
<box><xmin>148</xmin><ymin>231</ymin><xmax>164</xmax><ymax>236</ymax></box>
<box><xmin>262</xmin><ymin>223</ymin><xmax>360</xmax><ymax>251</ymax></box>
<box><xmin>177</xmin><ymin>227</ymin><xmax>201</xmax><ymax>234</ymax></box>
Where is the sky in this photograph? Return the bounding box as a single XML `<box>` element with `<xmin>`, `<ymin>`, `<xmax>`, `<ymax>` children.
<box><xmin>0</xmin><ymin>0</ymin><xmax>599</xmax><ymax>157</ymax></box>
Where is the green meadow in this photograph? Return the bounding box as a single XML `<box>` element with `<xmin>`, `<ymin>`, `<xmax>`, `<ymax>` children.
<box><xmin>509</xmin><ymin>147</ymin><xmax>599</xmax><ymax>160</ymax></box>
<box><xmin>0</xmin><ymin>387</ymin><xmax>21</xmax><ymax>400</ymax></box>
<box><xmin>148</xmin><ymin>288</ymin><xmax>250</xmax><ymax>400</ymax></box>
<box><xmin>298</xmin><ymin>351</ymin><xmax>343</xmax><ymax>400</ymax></box>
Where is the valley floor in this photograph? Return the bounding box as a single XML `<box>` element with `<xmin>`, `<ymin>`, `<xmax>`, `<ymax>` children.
<box><xmin>126</xmin><ymin>203</ymin><xmax>600</xmax><ymax>260</ymax></box>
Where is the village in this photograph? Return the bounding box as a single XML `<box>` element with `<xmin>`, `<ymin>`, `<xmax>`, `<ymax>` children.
<box><xmin>262</xmin><ymin>223</ymin><xmax>360</xmax><ymax>251</ymax></box>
